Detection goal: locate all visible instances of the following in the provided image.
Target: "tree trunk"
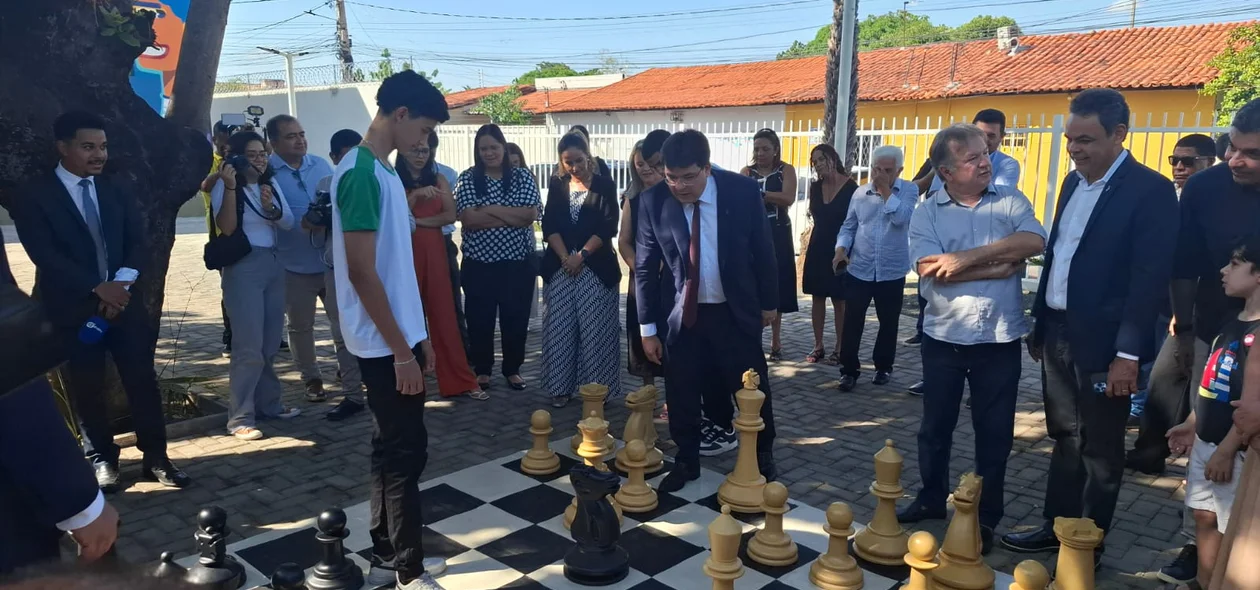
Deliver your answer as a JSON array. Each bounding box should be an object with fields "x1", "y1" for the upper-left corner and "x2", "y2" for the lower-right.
[
  {"x1": 844, "y1": 0, "x2": 860, "y2": 171},
  {"x1": 0, "y1": 0, "x2": 211, "y2": 430},
  {"x1": 166, "y1": 0, "x2": 233, "y2": 135},
  {"x1": 822, "y1": 1, "x2": 842, "y2": 147}
]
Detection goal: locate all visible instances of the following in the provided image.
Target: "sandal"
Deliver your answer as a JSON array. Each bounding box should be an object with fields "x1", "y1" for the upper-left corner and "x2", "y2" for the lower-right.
[
  {"x1": 768, "y1": 348, "x2": 783, "y2": 361},
  {"x1": 825, "y1": 351, "x2": 841, "y2": 366},
  {"x1": 805, "y1": 349, "x2": 825, "y2": 363},
  {"x1": 467, "y1": 389, "x2": 490, "y2": 401}
]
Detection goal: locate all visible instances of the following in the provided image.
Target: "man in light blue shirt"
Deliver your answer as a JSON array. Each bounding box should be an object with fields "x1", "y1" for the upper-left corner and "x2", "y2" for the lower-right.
[
  {"x1": 897, "y1": 124, "x2": 1046, "y2": 553},
  {"x1": 267, "y1": 115, "x2": 353, "y2": 403},
  {"x1": 922, "y1": 109, "x2": 1022, "y2": 193},
  {"x1": 832, "y1": 145, "x2": 917, "y2": 391},
  {"x1": 430, "y1": 131, "x2": 469, "y2": 355}
]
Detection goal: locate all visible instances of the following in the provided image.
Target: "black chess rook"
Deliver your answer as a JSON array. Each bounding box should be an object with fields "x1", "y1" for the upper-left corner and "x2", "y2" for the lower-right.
[
  {"x1": 564, "y1": 464, "x2": 630, "y2": 586},
  {"x1": 305, "y1": 509, "x2": 365, "y2": 590}
]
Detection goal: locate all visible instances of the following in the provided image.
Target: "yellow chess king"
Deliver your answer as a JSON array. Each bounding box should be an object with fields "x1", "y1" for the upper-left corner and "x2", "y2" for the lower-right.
[
  {"x1": 521, "y1": 410, "x2": 560, "y2": 476},
  {"x1": 564, "y1": 412, "x2": 623, "y2": 529},
  {"x1": 933, "y1": 473, "x2": 994, "y2": 590},
  {"x1": 1050, "y1": 518, "x2": 1103, "y2": 590},
  {"x1": 852, "y1": 440, "x2": 910, "y2": 566},
  {"x1": 616, "y1": 386, "x2": 663, "y2": 474},
  {"x1": 717, "y1": 370, "x2": 767, "y2": 513}
]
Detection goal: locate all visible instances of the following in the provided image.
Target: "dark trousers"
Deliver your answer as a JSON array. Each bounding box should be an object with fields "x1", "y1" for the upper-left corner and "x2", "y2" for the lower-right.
[
  {"x1": 840, "y1": 276, "x2": 906, "y2": 377},
  {"x1": 1041, "y1": 313, "x2": 1131, "y2": 532},
  {"x1": 664, "y1": 303, "x2": 775, "y2": 465},
  {"x1": 916, "y1": 336, "x2": 1022, "y2": 528},
  {"x1": 63, "y1": 303, "x2": 167, "y2": 466},
  {"x1": 1131, "y1": 327, "x2": 1192, "y2": 462},
  {"x1": 462, "y1": 258, "x2": 533, "y2": 377},
  {"x1": 916, "y1": 292, "x2": 926, "y2": 336},
  {"x1": 358, "y1": 343, "x2": 430, "y2": 580},
  {"x1": 444, "y1": 234, "x2": 470, "y2": 357}
]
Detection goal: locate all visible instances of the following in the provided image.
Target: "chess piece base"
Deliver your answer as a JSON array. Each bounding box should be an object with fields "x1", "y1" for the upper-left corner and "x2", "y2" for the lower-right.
[
  {"x1": 933, "y1": 563, "x2": 996, "y2": 590},
  {"x1": 717, "y1": 478, "x2": 767, "y2": 514},
  {"x1": 183, "y1": 555, "x2": 246, "y2": 590},
  {"x1": 809, "y1": 555, "x2": 865, "y2": 590},
  {"x1": 563, "y1": 545, "x2": 630, "y2": 586},
  {"x1": 614, "y1": 488, "x2": 658, "y2": 513},
  {"x1": 852, "y1": 528, "x2": 910, "y2": 566},
  {"x1": 747, "y1": 534, "x2": 799, "y2": 567},
  {"x1": 306, "y1": 559, "x2": 365, "y2": 590},
  {"x1": 521, "y1": 452, "x2": 560, "y2": 476}
]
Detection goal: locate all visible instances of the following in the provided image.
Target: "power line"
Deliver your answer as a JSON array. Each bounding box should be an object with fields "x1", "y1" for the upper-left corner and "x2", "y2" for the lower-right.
[{"x1": 344, "y1": 0, "x2": 825, "y2": 22}]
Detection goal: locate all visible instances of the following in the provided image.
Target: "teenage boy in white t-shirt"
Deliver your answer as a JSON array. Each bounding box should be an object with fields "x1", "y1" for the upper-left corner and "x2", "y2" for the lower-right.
[{"x1": 329, "y1": 70, "x2": 449, "y2": 590}]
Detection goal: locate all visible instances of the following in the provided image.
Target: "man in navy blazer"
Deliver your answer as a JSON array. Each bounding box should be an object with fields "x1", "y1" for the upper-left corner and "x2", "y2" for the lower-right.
[
  {"x1": 635, "y1": 129, "x2": 779, "y2": 493},
  {"x1": 0, "y1": 229, "x2": 119, "y2": 576},
  {"x1": 11, "y1": 111, "x2": 190, "y2": 494},
  {"x1": 1001, "y1": 90, "x2": 1179, "y2": 559}
]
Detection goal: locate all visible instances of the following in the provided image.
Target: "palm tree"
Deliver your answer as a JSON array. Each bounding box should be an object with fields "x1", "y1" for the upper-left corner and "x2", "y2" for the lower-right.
[{"x1": 822, "y1": 0, "x2": 860, "y2": 169}]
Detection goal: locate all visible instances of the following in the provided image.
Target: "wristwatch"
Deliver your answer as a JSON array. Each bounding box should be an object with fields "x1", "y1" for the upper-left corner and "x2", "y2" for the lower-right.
[{"x1": 579, "y1": 249, "x2": 591, "y2": 260}]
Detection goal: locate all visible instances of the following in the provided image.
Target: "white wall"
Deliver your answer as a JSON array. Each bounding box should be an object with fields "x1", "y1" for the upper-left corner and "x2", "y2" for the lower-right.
[
  {"x1": 211, "y1": 84, "x2": 378, "y2": 158},
  {"x1": 547, "y1": 105, "x2": 788, "y2": 131}
]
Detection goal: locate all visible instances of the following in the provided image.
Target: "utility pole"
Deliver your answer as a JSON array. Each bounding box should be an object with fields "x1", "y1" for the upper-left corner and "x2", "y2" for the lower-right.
[
  {"x1": 832, "y1": 0, "x2": 859, "y2": 163},
  {"x1": 334, "y1": 0, "x2": 356, "y2": 82},
  {"x1": 258, "y1": 47, "x2": 310, "y2": 117},
  {"x1": 1129, "y1": 0, "x2": 1137, "y2": 27}
]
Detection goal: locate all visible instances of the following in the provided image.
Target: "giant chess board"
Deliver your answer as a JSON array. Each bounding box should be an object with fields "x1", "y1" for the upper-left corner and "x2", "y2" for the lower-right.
[{"x1": 192, "y1": 438, "x2": 1019, "y2": 589}]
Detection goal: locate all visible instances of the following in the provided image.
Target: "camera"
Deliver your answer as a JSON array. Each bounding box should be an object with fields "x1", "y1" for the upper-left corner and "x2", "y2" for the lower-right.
[
  {"x1": 226, "y1": 154, "x2": 254, "y2": 175},
  {"x1": 304, "y1": 176, "x2": 333, "y2": 228}
]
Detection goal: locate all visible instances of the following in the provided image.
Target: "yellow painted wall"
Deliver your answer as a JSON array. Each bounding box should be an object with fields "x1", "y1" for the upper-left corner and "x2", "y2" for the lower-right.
[{"x1": 784, "y1": 89, "x2": 1219, "y2": 220}]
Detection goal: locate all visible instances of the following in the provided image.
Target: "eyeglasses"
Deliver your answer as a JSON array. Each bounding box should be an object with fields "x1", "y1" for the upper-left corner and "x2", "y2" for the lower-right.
[
  {"x1": 1169, "y1": 155, "x2": 1211, "y2": 167},
  {"x1": 664, "y1": 171, "x2": 704, "y2": 187}
]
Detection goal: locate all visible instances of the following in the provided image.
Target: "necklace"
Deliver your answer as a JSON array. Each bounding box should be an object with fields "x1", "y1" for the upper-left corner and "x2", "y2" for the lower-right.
[{"x1": 360, "y1": 139, "x2": 394, "y2": 173}]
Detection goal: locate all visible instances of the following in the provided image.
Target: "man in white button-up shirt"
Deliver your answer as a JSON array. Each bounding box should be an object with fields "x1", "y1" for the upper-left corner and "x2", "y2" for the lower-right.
[{"x1": 1003, "y1": 89, "x2": 1178, "y2": 560}]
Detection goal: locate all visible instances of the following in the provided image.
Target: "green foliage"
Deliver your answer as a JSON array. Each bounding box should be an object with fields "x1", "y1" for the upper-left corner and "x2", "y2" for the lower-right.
[
  {"x1": 214, "y1": 78, "x2": 251, "y2": 93},
  {"x1": 476, "y1": 87, "x2": 531, "y2": 125},
  {"x1": 1203, "y1": 23, "x2": 1260, "y2": 126},
  {"x1": 514, "y1": 62, "x2": 581, "y2": 86},
  {"x1": 354, "y1": 49, "x2": 447, "y2": 93},
  {"x1": 98, "y1": 5, "x2": 155, "y2": 48},
  {"x1": 777, "y1": 12, "x2": 1017, "y2": 59}
]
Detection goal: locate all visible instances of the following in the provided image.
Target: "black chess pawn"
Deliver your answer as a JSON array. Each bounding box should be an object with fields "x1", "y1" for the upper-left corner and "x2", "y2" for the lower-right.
[
  {"x1": 183, "y1": 506, "x2": 246, "y2": 590},
  {"x1": 270, "y1": 563, "x2": 307, "y2": 590},
  {"x1": 151, "y1": 552, "x2": 188, "y2": 581},
  {"x1": 305, "y1": 509, "x2": 364, "y2": 590},
  {"x1": 564, "y1": 465, "x2": 630, "y2": 585}
]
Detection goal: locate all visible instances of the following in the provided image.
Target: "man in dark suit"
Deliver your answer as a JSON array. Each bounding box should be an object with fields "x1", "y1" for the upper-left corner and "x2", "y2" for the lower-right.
[
  {"x1": 635, "y1": 129, "x2": 779, "y2": 493},
  {"x1": 11, "y1": 111, "x2": 189, "y2": 493},
  {"x1": 0, "y1": 228, "x2": 119, "y2": 576},
  {"x1": 1001, "y1": 89, "x2": 1179, "y2": 560}
]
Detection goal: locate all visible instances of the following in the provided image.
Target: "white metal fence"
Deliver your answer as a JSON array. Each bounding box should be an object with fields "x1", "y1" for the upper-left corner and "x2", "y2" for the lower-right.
[{"x1": 438, "y1": 113, "x2": 1226, "y2": 254}]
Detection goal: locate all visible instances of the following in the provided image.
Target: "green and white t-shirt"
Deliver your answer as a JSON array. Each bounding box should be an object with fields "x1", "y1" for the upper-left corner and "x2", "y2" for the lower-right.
[{"x1": 330, "y1": 146, "x2": 427, "y2": 358}]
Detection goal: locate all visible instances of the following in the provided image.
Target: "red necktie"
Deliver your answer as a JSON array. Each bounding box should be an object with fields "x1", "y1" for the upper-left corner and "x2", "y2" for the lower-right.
[{"x1": 682, "y1": 202, "x2": 700, "y2": 328}]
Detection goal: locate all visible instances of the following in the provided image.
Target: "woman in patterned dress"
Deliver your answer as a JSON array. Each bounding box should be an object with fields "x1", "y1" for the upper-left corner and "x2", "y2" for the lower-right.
[
  {"x1": 455, "y1": 124, "x2": 543, "y2": 392},
  {"x1": 539, "y1": 133, "x2": 622, "y2": 408},
  {"x1": 741, "y1": 128, "x2": 799, "y2": 361}
]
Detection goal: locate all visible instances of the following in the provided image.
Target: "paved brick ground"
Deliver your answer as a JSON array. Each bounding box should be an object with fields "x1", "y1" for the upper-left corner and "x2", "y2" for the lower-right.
[{"x1": 5, "y1": 230, "x2": 1187, "y2": 588}]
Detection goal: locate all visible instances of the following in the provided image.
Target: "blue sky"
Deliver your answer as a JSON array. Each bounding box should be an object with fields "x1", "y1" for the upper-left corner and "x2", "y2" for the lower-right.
[{"x1": 218, "y1": 0, "x2": 1256, "y2": 91}]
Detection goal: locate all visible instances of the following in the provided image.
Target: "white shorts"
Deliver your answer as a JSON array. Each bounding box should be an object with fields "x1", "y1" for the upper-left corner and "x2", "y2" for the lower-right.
[{"x1": 1186, "y1": 435, "x2": 1246, "y2": 533}]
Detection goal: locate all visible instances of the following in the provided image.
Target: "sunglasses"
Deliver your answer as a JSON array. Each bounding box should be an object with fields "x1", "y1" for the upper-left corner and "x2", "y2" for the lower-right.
[{"x1": 1169, "y1": 155, "x2": 1210, "y2": 167}]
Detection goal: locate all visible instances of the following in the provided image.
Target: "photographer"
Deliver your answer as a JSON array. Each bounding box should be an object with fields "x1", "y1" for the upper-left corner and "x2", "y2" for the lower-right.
[
  {"x1": 267, "y1": 115, "x2": 353, "y2": 406},
  {"x1": 210, "y1": 131, "x2": 300, "y2": 441}
]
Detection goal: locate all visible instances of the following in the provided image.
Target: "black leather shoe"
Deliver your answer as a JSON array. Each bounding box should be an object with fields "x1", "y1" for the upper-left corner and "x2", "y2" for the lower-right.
[
  {"x1": 95, "y1": 462, "x2": 121, "y2": 494},
  {"x1": 1000, "y1": 524, "x2": 1059, "y2": 554},
  {"x1": 873, "y1": 371, "x2": 892, "y2": 385},
  {"x1": 838, "y1": 375, "x2": 857, "y2": 392},
  {"x1": 325, "y1": 399, "x2": 365, "y2": 422},
  {"x1": 758, "y1": 452, "x2": 777, "y2": 482},
  {"x1": 1125, "y1": 450, "x2": 1166, "y2": 475},
  {"x1": 143, "y1": 458, "x2": 191, "y2": 488},
  {"x1": 981, "y1": 525, "x2": 994, "y2": 556},
  {"x1": 659, "y1": 461, "x2": 700, "y2": 493},
  {"x1": 907, "y1": 381, "x2": 925, "y2": 396},
  {"x1": 896, "y1": 499, "x2": 946, "y2": 524}
]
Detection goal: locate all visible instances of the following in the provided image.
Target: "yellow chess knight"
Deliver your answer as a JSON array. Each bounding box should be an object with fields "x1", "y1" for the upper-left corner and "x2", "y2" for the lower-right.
[{"x1": 933, "y1": 473, "x2": 994, "y2": 590}]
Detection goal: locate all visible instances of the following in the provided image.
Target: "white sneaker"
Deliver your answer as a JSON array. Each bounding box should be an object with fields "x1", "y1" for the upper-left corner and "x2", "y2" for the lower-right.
[
  {"x1": 397, "y1": 572, "x2": 445, "y2": 590},
  {"x1": 366, "y1": 558, "x2": 445, "y2": 587},
  {"x1": 274, "y1": 406, "x2": 302, "y2": 419},
  {"x1": 231, "y1": 427, "x2": 264, "y2": 441},
  {"x1": 422, "y1": 557, "x2": 447, "y2": 576}
]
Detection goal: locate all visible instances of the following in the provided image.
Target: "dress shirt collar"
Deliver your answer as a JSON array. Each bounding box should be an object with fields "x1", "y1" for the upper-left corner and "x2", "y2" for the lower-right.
[
  {"x1": 1073, "y1": 149, "x2": 1128, "y2": 188},
  {"x1": 269, "y1": 152, "x2": 311, "y2": 172},
  {"x1": 692, "y1": 173, "x2": 718, "y2": 207},
  {"x1": 55, "y1": 162, "x2": 93, "y2": 188},
  {"x1": 933, "y1": 182, "x2": 998, "y2": 205}
]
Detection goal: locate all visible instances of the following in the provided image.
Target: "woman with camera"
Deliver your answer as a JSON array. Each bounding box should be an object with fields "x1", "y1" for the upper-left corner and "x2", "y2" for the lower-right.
[
  {"x1": 210, "y1": 131, "x2": 300, "y2": 441},
  {"x1": 399, "y1": 135, "x2": 485, "y2": 400}
]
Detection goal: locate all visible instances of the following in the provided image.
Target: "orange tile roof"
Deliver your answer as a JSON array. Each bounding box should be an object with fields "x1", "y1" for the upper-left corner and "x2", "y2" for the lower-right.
[
  {"x1": 517, "y1": 88, "x2": 598, "y2": 113},
  {"x1": 548, "y1": 22, "x2": 1250, "y2": 112},
  {"x1": 445, "y1": 84, "x2": 534, "y2": 109}
]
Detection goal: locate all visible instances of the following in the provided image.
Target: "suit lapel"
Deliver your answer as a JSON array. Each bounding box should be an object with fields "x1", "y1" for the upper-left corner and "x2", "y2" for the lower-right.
[
  {"x1": 660, "y1": 194, "x2": 689, "y2": 274},
  {"x1": 713, "y1": 174, "x2": 731, "y2": 273},
  {"x1": 1079, "y1": 157, "x2": 1131, "y2": 241},
  {"x1": 50, "y1": 173, "x2": 92, "y2": 237}
]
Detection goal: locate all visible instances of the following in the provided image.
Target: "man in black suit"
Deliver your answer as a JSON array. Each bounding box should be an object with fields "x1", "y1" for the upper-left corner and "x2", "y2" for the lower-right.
[
  {"x1": 0, "y1": 229, "x2": 119, "y2": 576},
  {"x1": 635, "y1": 129, "x2": 779, "y2": 493},
  {"x1": 11, "y1": 111, "x2": 189, "y2": 493},
  {"x1": 1001, "y1": 89, "x2": 1178, "y2": 560}
]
